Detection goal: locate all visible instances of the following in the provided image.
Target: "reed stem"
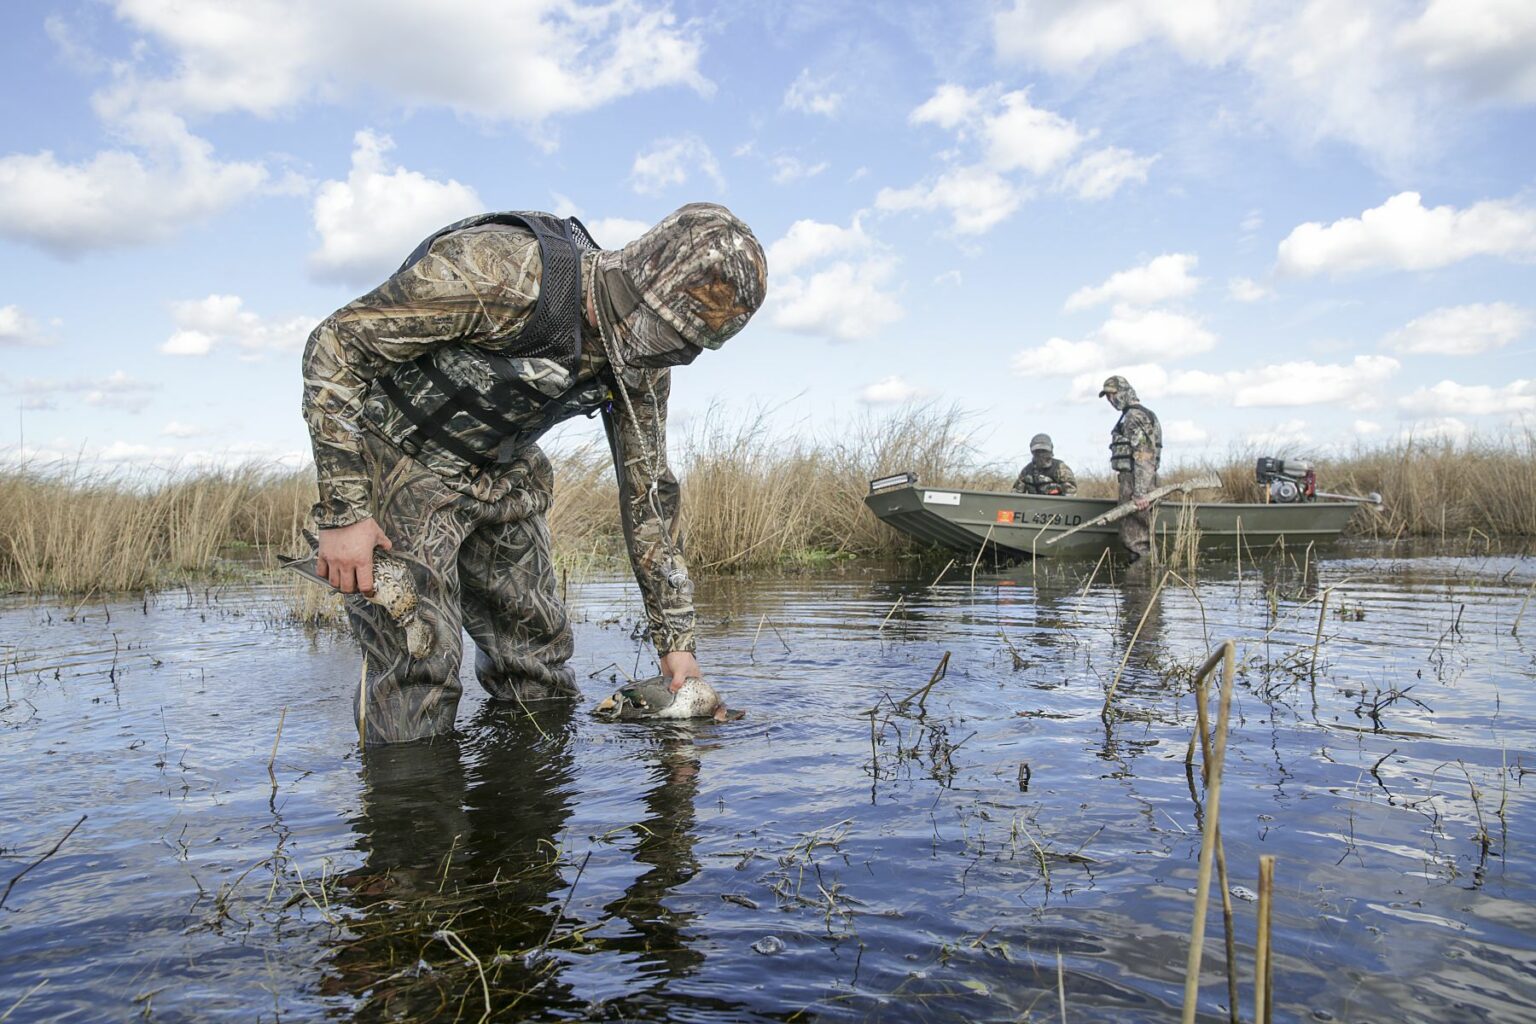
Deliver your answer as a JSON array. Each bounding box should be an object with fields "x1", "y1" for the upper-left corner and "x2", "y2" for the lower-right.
[
  {"x1": 1182, "y1": 640, "x2": 1237, "y2": 1024},
  {"x1": 1255, "y1": 855, "x2": 1276, "y2": 1024}
]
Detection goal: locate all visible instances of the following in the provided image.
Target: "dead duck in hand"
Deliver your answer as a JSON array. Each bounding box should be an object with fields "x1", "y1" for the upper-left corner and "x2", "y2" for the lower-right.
[
  {"x1": 367, "y1": 556, "x2": 434, "y2": 660},
  {"x1": 286, "y1": 540, "x2": 434, "y2": 660},
  {"x1": 596, "y1": 675, "x2": 738, "y2": 722}
]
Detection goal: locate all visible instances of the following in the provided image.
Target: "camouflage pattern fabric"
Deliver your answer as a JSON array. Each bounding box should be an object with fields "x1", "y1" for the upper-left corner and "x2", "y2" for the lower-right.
[
  {"x1": 1109, "y1": 404, "x2": 1162, "y2": 559},
  {"x1": 303, "y1": 220, "x2": 703, "y2": 744},
  {"x1": 1012, "y1": 457, "x2": 1078, "y2": 496},
  {"x1": 619, "y1": 203, "x2": 767, "y2": 351},
  {"x1": 341, "y1": 429, "x2": 576, "y2": 746}
]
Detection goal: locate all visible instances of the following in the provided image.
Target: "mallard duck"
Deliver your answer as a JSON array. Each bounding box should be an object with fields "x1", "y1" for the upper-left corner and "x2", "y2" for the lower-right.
[{"x1": 595, "y1": 675, "x2": 736, "y2": 722}]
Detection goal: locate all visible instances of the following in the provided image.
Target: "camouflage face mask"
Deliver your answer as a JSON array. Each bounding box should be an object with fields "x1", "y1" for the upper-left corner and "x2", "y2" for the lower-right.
[{"x1": 590, "y1": 251, "x2": 701, "y2": 369}]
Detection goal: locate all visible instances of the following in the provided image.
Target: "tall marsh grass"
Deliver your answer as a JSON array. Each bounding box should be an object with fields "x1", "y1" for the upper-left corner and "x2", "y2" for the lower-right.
[{"x1": 2, "y1": 422, "x2": 1533, "y2": 594}]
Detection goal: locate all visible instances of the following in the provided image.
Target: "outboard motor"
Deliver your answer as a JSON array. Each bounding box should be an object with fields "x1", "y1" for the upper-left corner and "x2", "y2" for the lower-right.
[{"x1": 1255, "y1": 456, "x2": 1316, "y2": 503}]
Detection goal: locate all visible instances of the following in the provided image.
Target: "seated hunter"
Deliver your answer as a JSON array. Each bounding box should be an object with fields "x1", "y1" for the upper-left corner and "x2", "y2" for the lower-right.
[{"x1": 1012, "y1": 433, "x2": 1077, "y2": 496}]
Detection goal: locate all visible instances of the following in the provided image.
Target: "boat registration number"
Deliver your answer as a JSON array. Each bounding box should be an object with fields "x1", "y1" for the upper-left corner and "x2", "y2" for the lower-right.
[{"x1": 1030, "y1": 512, "x2": 1083, "y2": 526}]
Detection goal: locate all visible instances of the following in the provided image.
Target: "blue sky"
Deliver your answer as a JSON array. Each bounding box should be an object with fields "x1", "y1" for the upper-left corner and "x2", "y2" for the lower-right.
[{"x1": 2, "y1": 0, "x2": 1533, "y2": 477}]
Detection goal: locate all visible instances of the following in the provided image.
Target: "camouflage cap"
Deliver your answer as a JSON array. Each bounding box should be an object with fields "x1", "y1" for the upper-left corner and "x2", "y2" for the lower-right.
[
  {"x1": 620, "y1": 203, "x2": 768, "y2": 350},
  {"x1": 1029, "y1": 432, "x2": 1054, "y2": 453},
  {"x1": 1098, "y1": 375, "x2": 1130, "y2": 397}
]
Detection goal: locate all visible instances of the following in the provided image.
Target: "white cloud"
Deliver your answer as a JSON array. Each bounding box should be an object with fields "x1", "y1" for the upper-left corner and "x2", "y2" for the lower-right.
[
  {"x1": 993, "y1": 1, "x2": 1536, "y2": 166},
  {"x1": 161, "y1": 330, "x2": 214, "y2": 356},
  {"x1": 1065, "y1": 253, "x2": 1200, "y2": 311},
  {"x1": 1382, "y1": 302, "x2": 1531, "y2": 355},
  {"x1": 860, "y1": 376, "x2": 929, "y2": 404},
  {"x1": 0, "y1": 110, "x2": 269, "y2": 257},
  {"x1": 1162, "y1": 354, "x2": 1401, "y2": 408},
  {"x1": 772, "y1": 257, "x2": 903, "y2": 341},
  {"x1": 994, "y1": 0, "x2": 1243, "y2": 72},
  {"x1": 934, "y1": 269, "x2": 963, "y2": 287},
  {"x1": 1353, "y1": 419, "x2": 1382, "y2": 435},
  {"x1": 1244, "y1": 418, "x2": 1311, "y2": 450},
  {"x1": 770, "y1": 155, "x2": 829, "y2": 185},
  {"x1": 0, "y1": 305, "x2": 49, "y2": 346},
  {"x1": 1059, "y1": 146, "x2": 1156, "y2": 200},
  {"x1": 1399, "y1": 379, "x2": 1536, "y2": 417},
  {"x1": 1228, "y1": 277, "x2": 1273, "y2": 302},
  {"x1": 890, "y1": 84, "x2": 1151, "y2": 233},
  {"x1": 982, "y1": 91, "x2": 1085, "y2": 175},
  {"x1": 1396, "y1": 0, "x2": 1536, "y2": 105},
  {"x1": 630, "y1": 135, "x2": 724, "y2": 195},
  {"x1": 162, "y1": 420, "x2": 211, "y2": 438},
  {"x1": 1015, "y1": 306, "x2": 1215, "y2": 383},
  {"x1": 768, "y1": 218, "x2": 874, "y2": 275},
  {"x1": 1164, "y1": 419, "x2": 1209, "y2": 444},
  {"x1": 784, "y1": 69, "x2": 841, "y2": 117},
  {"x1": 17, "y1": 370, "x2": 159, "y2": 414},
  {"x1": 309, "y1": 130, "x2": 482, "y2": 285},
  {"x1": 1067, "y1": 362, "x2": 1168, "y2": 401},
  {"x1": 99, "y1": 0, "x2": 709, "y2": 123},
  {"x1": 1097, "y1": 307, "x2": 1216, "y2": 358},
  {"x1": 765, "y1": 219, "x2": 902, "y2": 341},
  {"x1": 910, "y1": 83, "x2": 985, "y2": 130},
  {"x1": 587, "y1": 217, "x2": 650, "y2": 248},
  {"x1": 766, "y1": 218, "x2": 903, "y2": 341},
  {"x1": 162, "y1": 294, "x2": 316, "y2": 357},
  {"x1": 875, "y1": 166, "x2": 1024, "y2": 235},
  {"x1": 1010, "y1": 338, "x2": 1107, "y2": 377},
  {"x1": 1277, "y1": 192, "x2": 1536, "y2": 276},
  {"x1": 551, "y1": 195, "x2": 648, "y2": 248}
]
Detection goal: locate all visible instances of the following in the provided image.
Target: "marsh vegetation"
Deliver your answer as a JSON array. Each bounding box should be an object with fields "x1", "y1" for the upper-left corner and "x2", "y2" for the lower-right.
[{"x1": 2, "y1": 410, "x2": 1533, "y2": 594}]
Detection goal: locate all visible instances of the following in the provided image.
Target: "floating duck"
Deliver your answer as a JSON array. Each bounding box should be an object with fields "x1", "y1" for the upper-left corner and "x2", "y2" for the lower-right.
[{"x1": 595, "y1": 675, "x2": 739, "y2": 722}]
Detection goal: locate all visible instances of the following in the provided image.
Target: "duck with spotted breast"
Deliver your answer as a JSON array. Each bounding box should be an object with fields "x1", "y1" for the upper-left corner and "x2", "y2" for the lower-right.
[{"x1": 595, "y1": 675, "x2": 740, "y2": 722}]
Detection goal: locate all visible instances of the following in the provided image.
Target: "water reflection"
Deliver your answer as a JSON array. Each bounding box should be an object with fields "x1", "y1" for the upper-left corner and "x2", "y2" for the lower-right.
[
  {"x1": 325, "y1": 701, "x2": 730, "y2": 1020},
  {"x1": 327, "y1": 701, "x2": 582, "y2": 1016}
]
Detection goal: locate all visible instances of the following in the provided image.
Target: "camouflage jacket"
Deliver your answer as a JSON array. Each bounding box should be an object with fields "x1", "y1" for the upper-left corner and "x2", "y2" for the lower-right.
[
  {"x1": 1110, "y1": 403, "x2": 1162, "y2": 496},
  {"x1": 1012, "y1": 458, "x2": 1077, "y2": 495},
  {"x1": 301, "y1": 223, "x2": 696, "y2": 654}
]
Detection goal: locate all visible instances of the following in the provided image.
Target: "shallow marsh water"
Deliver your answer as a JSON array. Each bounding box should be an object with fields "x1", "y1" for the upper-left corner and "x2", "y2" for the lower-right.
[{"x1": 2, "y1": 547, "x2": 1534, "y2": 1022}]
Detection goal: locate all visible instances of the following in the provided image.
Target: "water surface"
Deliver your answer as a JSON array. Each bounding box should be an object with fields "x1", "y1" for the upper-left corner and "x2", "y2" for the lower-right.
[{"x1": 2, "y1": 549, "x2": 1533, "y2": 1022}]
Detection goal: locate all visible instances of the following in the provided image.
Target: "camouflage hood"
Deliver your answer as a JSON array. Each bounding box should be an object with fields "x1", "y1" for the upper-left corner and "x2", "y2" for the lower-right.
[
  {"x1": 591, "y1": 203, "x2": 767, "y2": 369},
  {"x1": 1099, "y1": 374, "x2": 1140, "y2": 411}
]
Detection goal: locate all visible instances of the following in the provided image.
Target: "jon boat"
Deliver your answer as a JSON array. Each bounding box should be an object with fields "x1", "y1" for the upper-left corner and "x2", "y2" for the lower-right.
[{"x1": 864, "y1": 472, "x2": 1367, "y2": 559}]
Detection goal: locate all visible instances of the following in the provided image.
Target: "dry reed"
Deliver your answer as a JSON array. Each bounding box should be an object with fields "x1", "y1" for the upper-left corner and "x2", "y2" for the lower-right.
[{"x1": 3, "y1": 419, "x2": 1532, "y2": 594}]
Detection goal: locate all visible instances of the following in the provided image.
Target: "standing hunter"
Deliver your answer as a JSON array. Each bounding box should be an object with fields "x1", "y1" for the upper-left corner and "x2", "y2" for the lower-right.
[
  {"x1": 302, "y1": 204, "x2": 767, "y2": 745},
  {"x1": 1011, "y1": 433, "x2": 1077, "y2": 496},
  {"x1": 1098, "y1": 375, "x2": 1162, "y2": 562}
]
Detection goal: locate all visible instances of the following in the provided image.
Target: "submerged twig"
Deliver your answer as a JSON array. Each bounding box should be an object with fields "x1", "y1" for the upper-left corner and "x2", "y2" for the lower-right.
[
  {"x1": 268, "y1": 706, "x2": 287, "y2": 799},
  {"x1": 897, "y1": 652, "x2": 951, "y2": 715},
  {"x1": 1, "y1": 814, "x2": 87, "y2": 909}
]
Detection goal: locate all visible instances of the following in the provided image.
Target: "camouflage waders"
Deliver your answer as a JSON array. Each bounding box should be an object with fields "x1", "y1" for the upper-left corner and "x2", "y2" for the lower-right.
[
  {"x1": 346, "y1": 430, "x2": 575, "y2": 746},
  {"x1": 1117, "y1": 473, "x2": 1156, "y2": 561}
]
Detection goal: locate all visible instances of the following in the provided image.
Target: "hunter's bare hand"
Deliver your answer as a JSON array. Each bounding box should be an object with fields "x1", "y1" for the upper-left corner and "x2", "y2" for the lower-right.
[
  {"x1": 1134, "y1": 497, "x2": 1151, "y2": 512},
  {"x1": 659, "y1": 650, "x2": 702, "y2": 693},
  {"x1": 316, "y1": 518, "x2": 392, "y2": 595}
]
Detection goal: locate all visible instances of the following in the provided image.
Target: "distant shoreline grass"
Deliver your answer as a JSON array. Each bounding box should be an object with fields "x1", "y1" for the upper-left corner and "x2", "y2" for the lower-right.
[{"x1": 3, "y1": 412, "x2": 1533, "y2": 594}]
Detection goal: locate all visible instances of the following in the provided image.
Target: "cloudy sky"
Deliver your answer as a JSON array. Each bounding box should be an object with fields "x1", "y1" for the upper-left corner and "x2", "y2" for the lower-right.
[{"x1": 2, "y1": 0, "x2": 1534, "y2": 475}]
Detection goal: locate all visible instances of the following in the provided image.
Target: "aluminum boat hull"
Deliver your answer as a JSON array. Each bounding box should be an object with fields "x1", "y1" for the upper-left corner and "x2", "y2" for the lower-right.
[{"x1": 864, "y1": 484, "x2": 1361, "y2": 559}]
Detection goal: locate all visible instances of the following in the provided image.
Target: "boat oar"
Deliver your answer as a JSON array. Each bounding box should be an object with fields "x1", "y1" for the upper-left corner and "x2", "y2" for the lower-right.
[
  {"x1": 1043, "y1": 474, "x2": 1222, "y2": 547},
  {"x1": 1315, "y1": 489, "x2": 1385, "y2": 512}
]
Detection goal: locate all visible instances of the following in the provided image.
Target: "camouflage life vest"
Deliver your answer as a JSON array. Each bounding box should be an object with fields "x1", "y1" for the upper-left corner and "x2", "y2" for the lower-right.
[
  {"x1": 1110, "y1": 405, "x2": 1162, "y2": 473},
  {"x1": 361, "y1": 212, "x2": 606, "y2": 476},
  {"x1": 1017, "y1": 459, "x2": 1071, "y2": 495}
]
